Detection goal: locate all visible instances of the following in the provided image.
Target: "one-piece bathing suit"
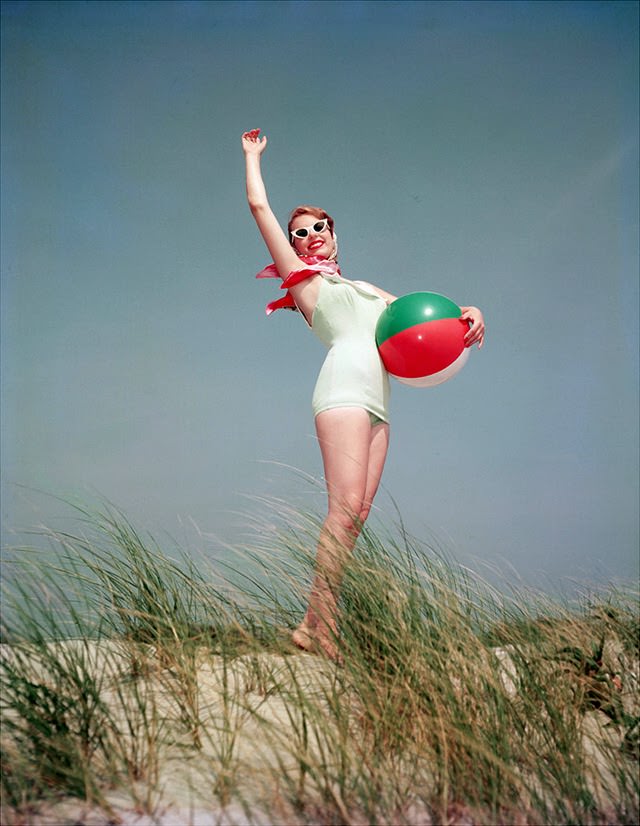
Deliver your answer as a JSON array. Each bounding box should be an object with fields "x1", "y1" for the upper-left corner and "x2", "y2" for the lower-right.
[
  {"x1": 257, "y1": 260, "x2": 391, "y2": 424},
  {"x1": 304, "y1": 274, "x2": 390, "y2": 425}
]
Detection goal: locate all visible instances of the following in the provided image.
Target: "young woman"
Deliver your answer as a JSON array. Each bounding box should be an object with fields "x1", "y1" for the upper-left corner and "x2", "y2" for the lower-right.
[{"x1": 242, "y1": 128, "x2": 485, "y2": 661}]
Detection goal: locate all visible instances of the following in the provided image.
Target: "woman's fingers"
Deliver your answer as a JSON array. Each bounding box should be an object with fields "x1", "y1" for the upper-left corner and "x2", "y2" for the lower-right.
[
  {"x1": 466, "y1": 325, "x2": 484, "y2": 348},
  {"x1": 466, "y1": 329, "x2": 484, "y2": 349},
  {"x1": 242, "y1": 129, "x2": 267, "y2": 154},
  {"x1": 460, "y1": 307, "x2": 485, "y2": 349}
]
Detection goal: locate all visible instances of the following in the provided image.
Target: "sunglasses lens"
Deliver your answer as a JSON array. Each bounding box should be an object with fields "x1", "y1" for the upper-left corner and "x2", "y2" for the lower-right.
[
  {"x1": 314, "y1": 221, "x2": 326, "y2": 232},
  {"x1": 294, "y1": 228, "x2": 308, "y2": 238}
]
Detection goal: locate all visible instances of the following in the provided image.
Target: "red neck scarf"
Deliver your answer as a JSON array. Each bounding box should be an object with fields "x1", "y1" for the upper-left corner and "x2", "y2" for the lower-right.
[{"x1": 256, "y1": 256, "x2": 341, "y2": 315}]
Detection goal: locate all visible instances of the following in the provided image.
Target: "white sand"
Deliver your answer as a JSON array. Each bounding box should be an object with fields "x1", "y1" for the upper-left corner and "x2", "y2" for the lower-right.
[
  {"x1": 1, "y1": 640, "x2": 345, "y2": 825},
  {"x1": 1, "y1": 638, "x2": 636, "y2": 826}
]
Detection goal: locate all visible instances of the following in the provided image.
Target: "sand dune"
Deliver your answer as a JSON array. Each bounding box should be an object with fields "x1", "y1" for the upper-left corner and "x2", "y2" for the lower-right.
[
  {"x1": 2, "y1": 641, "x2": 347, "y2": 825},
  {"x1": 1, "y1": 637, "x2": 636, "y2": 826}
]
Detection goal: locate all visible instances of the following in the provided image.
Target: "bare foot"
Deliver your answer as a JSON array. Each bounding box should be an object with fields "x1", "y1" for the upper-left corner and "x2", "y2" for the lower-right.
[
  {"x1": 291, "y1": 624, "x2": 314, "y2": 652},
  {"x1": 291, "y1": 625, "x2": 342, "y2": 665}
]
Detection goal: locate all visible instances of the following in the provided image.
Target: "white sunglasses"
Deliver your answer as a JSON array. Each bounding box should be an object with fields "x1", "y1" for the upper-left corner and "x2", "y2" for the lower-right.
[{"x1": 290, "y1": 218, "x2": 331, "y2": 239}]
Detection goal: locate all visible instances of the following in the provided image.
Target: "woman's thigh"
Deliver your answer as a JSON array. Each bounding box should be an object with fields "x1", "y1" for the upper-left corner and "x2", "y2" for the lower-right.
[
  {"x1": 315, "y1": 408, "x2": 371, "y2": 511},
  {"x1": 315, "y1": 407, "x2": 388, "y2": 516},
  {"x1": 363, "y1": 421, "x2": 390, "y2": 512}
]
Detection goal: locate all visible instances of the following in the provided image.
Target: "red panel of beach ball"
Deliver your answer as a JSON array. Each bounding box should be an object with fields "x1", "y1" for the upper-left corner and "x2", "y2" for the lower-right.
[
  {"x1": 375, "y1": 292, "x2": 470, "y2": 387},
  {"x1": 378, "y1": 319, "x2": 469, "y2": 386}
]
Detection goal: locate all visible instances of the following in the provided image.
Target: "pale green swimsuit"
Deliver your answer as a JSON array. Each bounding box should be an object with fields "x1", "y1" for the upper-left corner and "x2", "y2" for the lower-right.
[{"x1": 307, "y1": 274, "x2": 390, "y2": 424}]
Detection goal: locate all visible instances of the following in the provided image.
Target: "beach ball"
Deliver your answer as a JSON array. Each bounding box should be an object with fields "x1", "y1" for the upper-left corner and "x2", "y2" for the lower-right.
[{"x1": 375, "y1": 292, "x2": 470, "y2": 387}]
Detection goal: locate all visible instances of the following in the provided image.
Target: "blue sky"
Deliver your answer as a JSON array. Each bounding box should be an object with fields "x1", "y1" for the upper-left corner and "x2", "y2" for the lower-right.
[{"x1": 2, "y1": 0, "x2": 638, "y2": 590}]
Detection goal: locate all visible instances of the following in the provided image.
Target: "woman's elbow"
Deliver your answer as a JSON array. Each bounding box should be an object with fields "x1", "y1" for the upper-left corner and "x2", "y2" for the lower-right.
[{"x1": 248, "y1": 200, "x2": 268, "y2": 215}]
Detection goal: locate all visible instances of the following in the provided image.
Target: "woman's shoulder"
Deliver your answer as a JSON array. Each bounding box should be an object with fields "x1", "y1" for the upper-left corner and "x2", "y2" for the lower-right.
[
  {"x1": 350, "y1": 280, "x2": 396, "y2": 304},
  {"x1": 349, "y1": 279, "x2": 387, "y2": 299},
  {"x1": 350, "y1": 279, "x2": 376, "y2": 292}
]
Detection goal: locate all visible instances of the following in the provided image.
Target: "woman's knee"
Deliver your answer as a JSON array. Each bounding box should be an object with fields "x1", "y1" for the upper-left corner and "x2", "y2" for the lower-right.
[{"x1": 326, "y1": 501, "x2": 362, "y2": 537}]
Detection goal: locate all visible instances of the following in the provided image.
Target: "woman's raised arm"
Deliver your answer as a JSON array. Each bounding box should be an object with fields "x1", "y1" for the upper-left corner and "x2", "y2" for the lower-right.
[{"x1": 242, "y1": 129, "x2": 303, "y2": 279}]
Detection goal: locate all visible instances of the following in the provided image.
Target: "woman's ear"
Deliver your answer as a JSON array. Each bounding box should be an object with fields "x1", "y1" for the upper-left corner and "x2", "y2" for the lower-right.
[{"x1": 329, "y1": 231, "x2": 339, "y2": 260}]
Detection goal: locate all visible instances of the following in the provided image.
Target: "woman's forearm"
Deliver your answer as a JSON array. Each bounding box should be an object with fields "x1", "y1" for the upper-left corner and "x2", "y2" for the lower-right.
[
  {"x1": 245, "y1": 153, "x2": 269, "y2": 212},
  {"x1": 241, "y1": 129, "x2": 303, "y2": 277}
]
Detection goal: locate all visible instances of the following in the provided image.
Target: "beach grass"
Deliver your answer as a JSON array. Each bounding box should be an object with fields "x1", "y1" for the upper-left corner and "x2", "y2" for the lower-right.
[{"x1": 1, "y1": 501, "x2": 638, "y2": 825}]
